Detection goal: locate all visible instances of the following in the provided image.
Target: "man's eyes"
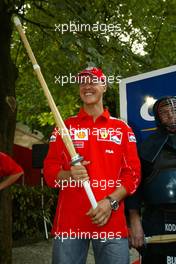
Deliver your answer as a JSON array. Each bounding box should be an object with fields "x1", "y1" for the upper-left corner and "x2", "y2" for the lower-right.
[{"x1": 80, "y1": 82, "x2": 97, "y2": 85}]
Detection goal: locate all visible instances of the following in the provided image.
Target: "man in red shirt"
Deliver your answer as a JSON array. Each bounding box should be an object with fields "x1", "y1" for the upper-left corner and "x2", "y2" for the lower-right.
[
  {"x1": 0, "y1": 152, "x2": 23, "y2": 190},
  {"x1": 44, "y1": 67, "x2": 141, "y2": 264}
]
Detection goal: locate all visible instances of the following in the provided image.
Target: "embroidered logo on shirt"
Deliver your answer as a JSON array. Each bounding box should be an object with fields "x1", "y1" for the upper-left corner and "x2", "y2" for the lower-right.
[
  {"x1": 49, "y1": 127, "x2": 59, "y2": 142},
  {"x1": 49, "y1": 135, "x2": 56, "y2": 142},
  {"x1": 100, "y1": 131, "x2": 109, "y2": 139},
  {"x1": 71, "y1": 129, "x2": 89, "y2": 141},
  {"x1": 97, "y1": 130, "x2": 122, "y2": 144},
  {"x1": 111, "y1": 134, "x2": 122, "y2": 144},
  {"x1": 73, "y1": 141, "x2": 84, "y2": 148},
  {"x1": 105, "y1": 149, "x2": 114, "y2": 154},
  {"x1": 128, "y1": 132, "x2": 136, "y2": 142}
]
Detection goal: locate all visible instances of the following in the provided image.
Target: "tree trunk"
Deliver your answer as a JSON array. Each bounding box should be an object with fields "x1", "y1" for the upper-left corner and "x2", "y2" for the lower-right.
[{"x1": 0, "y1": 2, "x2": 18, "y2": 263}]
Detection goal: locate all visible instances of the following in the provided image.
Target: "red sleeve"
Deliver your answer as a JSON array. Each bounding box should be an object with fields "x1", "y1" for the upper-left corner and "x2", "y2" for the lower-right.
[
  {"x1": 1, "y1": 153, "x2": 23, "y2": 176},
  {"x1": 120, "y1": 124, "x2": 141, "y2": 195},
  {"x1": 43, "y1": 128, "x2": 70, "y2": 188}
]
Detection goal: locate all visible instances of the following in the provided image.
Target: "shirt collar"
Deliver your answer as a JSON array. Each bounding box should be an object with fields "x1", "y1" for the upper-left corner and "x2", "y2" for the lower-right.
[{"x1": 77, "y1": 107, "x2": 110, "y2": 121}]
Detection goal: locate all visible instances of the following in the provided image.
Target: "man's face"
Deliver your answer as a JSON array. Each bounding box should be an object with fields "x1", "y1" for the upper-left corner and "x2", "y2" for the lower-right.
[
  {"x1": 158, "y1": 101, "x2": 176, "y2": 133},
  {"x1": 79, "y1": 75, "x2": 106, "y2": 105}
]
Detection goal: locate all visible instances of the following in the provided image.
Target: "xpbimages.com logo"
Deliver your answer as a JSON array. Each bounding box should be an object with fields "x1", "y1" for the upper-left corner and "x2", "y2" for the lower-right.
[
  {"x1": 54, "y1": 21, "x2": 121, "y2": 35},
  {"x1": 54, "y1": 229, "x2": 122, "y2": 243},
  {"x1": 54, "y1": 73, "x2": 121, "y2": 86},
  {"x1": 54, "y1": 179, "x2": 122, "y2": 190}
]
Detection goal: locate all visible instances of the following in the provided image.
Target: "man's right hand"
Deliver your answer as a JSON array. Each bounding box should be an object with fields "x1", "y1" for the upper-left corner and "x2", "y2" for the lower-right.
[{"x1": 70, "y1": 161, "x2": 90, "y2": 182}]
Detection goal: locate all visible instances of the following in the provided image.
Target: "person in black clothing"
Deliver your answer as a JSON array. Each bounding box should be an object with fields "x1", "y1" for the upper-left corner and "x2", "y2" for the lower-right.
[{"x1": 126, "y1": 96, "x2": 176, "y2": 264}]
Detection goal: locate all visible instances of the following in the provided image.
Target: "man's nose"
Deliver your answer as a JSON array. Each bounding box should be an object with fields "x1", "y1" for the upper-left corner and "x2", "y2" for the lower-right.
[{"x1": 83, "y1": 83, "x2": 92, "y2": 88}]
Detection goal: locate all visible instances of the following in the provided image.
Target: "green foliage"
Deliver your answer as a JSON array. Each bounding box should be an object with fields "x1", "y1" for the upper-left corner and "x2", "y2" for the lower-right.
[
  {"x1": 10, "y1": 0, "x2": 176, "y2": 137},
  {"x1": 11, "y1": 185, "x2": 58, "y2": 240}
]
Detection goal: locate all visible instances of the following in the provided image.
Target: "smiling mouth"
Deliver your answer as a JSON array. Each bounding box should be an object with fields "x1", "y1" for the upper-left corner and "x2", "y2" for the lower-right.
[{"x1": 84, "y1": 92, "x2": 94, "y2": 96}]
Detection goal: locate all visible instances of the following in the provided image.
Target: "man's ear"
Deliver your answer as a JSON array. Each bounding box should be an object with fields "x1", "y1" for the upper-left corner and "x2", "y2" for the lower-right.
[{"x1": 103, "y1": 84, "x2": 107, "y2": 93}]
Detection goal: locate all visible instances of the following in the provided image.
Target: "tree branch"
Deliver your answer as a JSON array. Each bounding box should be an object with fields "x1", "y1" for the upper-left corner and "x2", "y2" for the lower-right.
[
  {"x1": 150, "y1": 16, "x2": 165, "y2": 59},
  {"x1": 13, "y1": 12, "x2": 54, "y2": 29},
  {"x1": 33, "y1": 2, "x2": 55, "y2": 18}
]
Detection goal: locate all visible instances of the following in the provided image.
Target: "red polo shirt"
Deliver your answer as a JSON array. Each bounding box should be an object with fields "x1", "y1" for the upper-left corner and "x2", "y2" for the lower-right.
[
  {"x1": 44, "y1": 108, "x2": 141, "y2": 238},
  {"x1": 0, "y1": 152, "x2": 23, "y2": 177}
]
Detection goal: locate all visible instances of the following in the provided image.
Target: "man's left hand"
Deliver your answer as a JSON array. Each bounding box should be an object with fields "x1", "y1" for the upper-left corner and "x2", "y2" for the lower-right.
[{"x1": 86, "y1": 199, "x2": 112, "y2": 226}]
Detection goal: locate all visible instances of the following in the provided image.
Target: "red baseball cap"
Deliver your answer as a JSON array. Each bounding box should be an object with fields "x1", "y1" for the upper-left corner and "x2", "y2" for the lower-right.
[{"x1": 77, "y1": 67, "x2": 106, "y2": 83}]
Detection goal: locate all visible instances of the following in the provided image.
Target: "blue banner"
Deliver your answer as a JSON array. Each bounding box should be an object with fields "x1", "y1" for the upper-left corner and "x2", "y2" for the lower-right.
[{"x1": 119, "y1": 66, "x2": 176, "y2": 143}]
